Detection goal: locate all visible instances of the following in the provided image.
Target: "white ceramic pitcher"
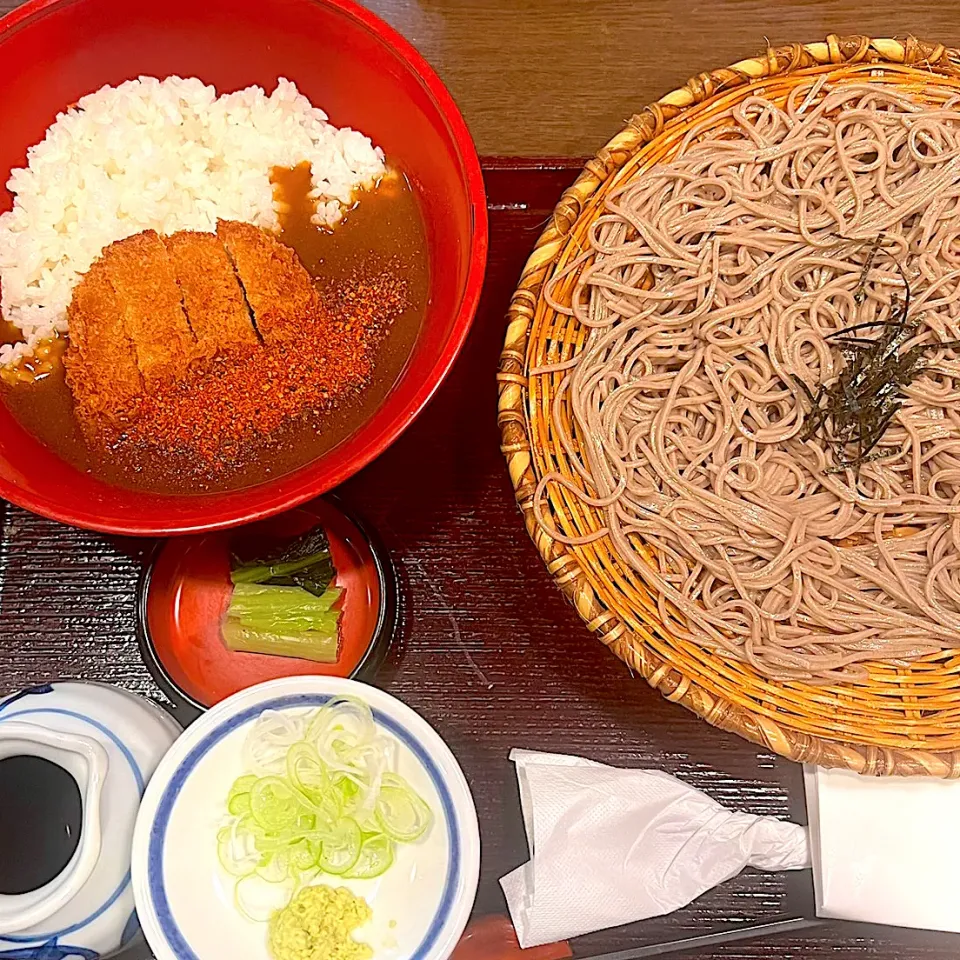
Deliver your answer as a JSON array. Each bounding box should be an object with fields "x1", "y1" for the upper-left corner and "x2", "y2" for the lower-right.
[
  {"x1": 0, "y1": 722, "x2": 108, "y2": 937},
  {"x1": 0, "y1": 682, "x2": 179, "y2": 959}
]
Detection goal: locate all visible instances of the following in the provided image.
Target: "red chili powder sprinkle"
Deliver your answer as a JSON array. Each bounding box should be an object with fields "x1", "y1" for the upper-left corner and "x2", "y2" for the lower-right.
[{"x1": 109, "y1": 269, "x2": 408, "y2": 470}]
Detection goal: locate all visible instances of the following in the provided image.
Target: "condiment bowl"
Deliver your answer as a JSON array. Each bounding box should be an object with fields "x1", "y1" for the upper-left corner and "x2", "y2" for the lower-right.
[
  {"x1": 131, "y1": 676, "x2": 480, "y2": 960},
  {"x1": 138, "y1": 497, "x2": 399, "y2": 720},
  {"x1": 0, "y1": 0, "x2": 487, "y2": 535}
]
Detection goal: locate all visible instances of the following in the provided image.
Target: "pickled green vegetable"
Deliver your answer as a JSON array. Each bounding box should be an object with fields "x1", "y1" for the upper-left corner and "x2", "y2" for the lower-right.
[{"x1": 224, "y1": 525, "x2": 342, "y2": 663}]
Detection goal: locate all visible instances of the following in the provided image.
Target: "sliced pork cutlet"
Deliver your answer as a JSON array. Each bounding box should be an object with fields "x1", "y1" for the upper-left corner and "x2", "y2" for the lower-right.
[
  {"x1": 216, "y1": 220, "x2": 321, "y2": 341},
  {"x1": 98, "y1": 230, "x2": 198, "y2": 385},
  {"x1": 65, "y1": 266, "x2": 144, "y2": 426},
  {"x1": 163, "y1": 231, "x2": 260, "y2": 358}
]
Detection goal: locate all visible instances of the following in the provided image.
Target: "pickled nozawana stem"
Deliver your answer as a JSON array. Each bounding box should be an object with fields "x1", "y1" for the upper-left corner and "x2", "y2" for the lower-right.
[
  {"x1": 223, "y1": 524, "x2": 343, "y2": 663},
  {"x1": 222, "y1": 619, "x2": 339, "y2": 663}
]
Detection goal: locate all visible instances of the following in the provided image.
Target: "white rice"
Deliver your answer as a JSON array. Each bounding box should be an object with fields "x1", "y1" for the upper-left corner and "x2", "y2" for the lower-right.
[{"x1": 0, "y1": 76, "x2": 386, "y2": 364}]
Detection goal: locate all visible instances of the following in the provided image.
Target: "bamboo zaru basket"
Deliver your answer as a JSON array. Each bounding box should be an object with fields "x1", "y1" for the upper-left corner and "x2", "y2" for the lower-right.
[{"x1": 498, "y1": 36, "x2": 960, "y2": 777}]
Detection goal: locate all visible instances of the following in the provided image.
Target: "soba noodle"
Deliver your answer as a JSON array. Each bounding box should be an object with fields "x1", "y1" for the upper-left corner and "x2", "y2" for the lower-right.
[{"x1": 535, "y1": 81, "x2": 960, "y2": 682}]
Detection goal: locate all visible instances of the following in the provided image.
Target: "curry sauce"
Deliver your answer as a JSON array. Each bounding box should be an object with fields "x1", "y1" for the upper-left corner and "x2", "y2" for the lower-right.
[{"x1": 0, "y1": 166, "x2": 429, "y2": 494}]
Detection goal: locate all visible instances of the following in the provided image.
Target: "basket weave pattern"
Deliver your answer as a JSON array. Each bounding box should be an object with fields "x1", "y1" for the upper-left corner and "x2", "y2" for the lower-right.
[{"x1": 498, "y1": 36, "x2": 960, "y2": 777}]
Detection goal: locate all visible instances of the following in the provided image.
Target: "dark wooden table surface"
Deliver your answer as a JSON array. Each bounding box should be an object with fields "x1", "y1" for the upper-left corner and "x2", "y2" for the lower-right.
[
  {"x1": 2, "y1": 0, "x2": 958, "y2": 155},
  {"x1": 1, "y1": 2, "x2": 959, "y2": 958},
  {"x1": 361, "y1": 1, "x2": 960, "y2": 156}
]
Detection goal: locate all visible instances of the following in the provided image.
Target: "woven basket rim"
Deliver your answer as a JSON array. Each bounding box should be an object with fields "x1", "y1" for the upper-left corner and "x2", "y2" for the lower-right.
[{"x1": 497, "y1": 34, "x2": 960, "y2": 777}]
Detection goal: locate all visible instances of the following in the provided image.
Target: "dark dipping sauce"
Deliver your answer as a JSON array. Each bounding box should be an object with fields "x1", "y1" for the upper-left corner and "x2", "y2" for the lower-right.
[
  {"x1": 0, "y1": 754, "x2": 83, "y2": 895},
  {"x1": 0, "y1": 164, "x2": 429, "y2": 493}
]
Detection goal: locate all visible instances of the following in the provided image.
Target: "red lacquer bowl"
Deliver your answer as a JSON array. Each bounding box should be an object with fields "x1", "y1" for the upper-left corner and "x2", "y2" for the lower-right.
[
  {"x1": 138, "y1": 498, "x2": 398, "y2": 717},
  {"x1": 0, "y1": 0, "x2": 487, "y2": 535}
]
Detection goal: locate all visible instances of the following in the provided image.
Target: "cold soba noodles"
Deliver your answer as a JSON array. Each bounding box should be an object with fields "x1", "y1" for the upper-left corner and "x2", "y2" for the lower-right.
[{"x1": 536, "y1": 81, "x2": 960, "y2": 682}]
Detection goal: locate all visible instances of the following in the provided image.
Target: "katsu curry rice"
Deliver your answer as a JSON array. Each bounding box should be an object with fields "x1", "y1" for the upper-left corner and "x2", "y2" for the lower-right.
[{"x1": 0, "y1": 77, "x2": 428, "y2": 493}]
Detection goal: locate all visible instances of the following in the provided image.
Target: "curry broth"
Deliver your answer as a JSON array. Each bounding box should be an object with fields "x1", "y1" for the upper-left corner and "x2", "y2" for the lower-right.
[{"x1": 0, "y1": 167, "x2": 429, "y2": 494}]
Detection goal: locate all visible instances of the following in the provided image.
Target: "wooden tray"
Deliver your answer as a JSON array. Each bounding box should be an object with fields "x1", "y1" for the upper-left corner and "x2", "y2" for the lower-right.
[{"x1": 0, "y1": 160, "x2": 955, "y2": 958}]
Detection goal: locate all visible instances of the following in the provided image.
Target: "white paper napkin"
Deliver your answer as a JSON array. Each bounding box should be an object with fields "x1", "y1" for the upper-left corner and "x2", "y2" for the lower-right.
[
  {"x1": 500, "y1": 749, "x2": 810, "y2": 948},
  {"x1": 804, "y1": 764, "x2": 960, "y2": 932}
]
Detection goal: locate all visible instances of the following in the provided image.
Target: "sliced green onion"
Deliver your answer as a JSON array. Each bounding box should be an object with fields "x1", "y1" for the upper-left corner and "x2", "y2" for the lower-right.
[
  {"x1": 288, "y1": 839, "x2": 318, "y2": 873},
  {"x1": 256, "y1": 848, "x2": 291, "y2": 883},
  {"x1": 316, "y1": 817, "x2": 362, "y2": 875},
  {"x1": 376, "y1": 775, "x2": 433, "y2": 842},
  {"x1": 217, "y1": 699, "x2": 433, "y2": 917},
  {"x1": 250, "y1": 777, "x2": 303, "y2": 832},
  {"x1": 217, "y1": 824, "x2": 259, "y2": 878},
  {"x1": 286, "y1": 743, "x2": 327, "y2": 792},
  {"x1": 234, "y1": 873, "x2": 296, "y2": 924},
  {"x1": 344, "y1": 832, "x2": 395, "y2": 879},
  {"x1": 228, "y1": 774, "x2": 258, "y2": 797}
]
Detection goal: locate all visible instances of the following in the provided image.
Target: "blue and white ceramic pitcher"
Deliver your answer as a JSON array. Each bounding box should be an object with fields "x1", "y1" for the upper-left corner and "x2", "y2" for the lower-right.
[{"x1": 0, "y1": 683, "x2": 179, "y2": 959}]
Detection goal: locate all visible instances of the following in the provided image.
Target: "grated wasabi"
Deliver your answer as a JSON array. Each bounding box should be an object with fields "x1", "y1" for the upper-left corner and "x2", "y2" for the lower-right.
[{"x1": 269, "y1": 885, "x2": 372, "y2": 960}]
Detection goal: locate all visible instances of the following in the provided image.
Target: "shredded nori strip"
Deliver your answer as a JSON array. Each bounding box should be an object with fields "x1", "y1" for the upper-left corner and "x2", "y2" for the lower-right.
[{"x1": 794, "y1": 239, "x2": 960, "y2": 474}]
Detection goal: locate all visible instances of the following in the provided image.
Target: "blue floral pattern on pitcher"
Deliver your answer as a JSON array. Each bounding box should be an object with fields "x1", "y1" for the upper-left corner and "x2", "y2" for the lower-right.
[{"x1": 0, "y1": 937, "x2": 98, "y2": 959}]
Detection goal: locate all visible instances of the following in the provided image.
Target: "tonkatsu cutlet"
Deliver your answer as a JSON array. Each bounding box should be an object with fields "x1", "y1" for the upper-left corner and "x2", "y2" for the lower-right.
[
  {"x1": 217, "y1": 219, "x2": 320, "y2": 341},
  {"x1": 64, "y1": 266, "x2": 143, "y2": 424},
  {"x1": 63, "y1": 221, "x2": 333, "y2": 435},
  {"x1": 163, "y1": 231, "x2": 259, "y2": 357},
  {"x1": 99, "y1": 230, "x2": 198, "y2": 384}
]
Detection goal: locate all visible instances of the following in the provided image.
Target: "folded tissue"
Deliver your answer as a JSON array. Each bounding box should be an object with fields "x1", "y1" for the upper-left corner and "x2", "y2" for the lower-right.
[
  {"x1": 500, "y1": 749, "x2": 810, "y2": 948},
  {"x1": 805, "y1": 763, "x2": 960, "y2": 933}
]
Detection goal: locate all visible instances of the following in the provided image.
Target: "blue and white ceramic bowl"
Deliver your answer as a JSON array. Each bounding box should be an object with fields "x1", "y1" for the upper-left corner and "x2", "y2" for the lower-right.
[{"x1": 131, "y1": 677, "x2": 480, "y2": 960}]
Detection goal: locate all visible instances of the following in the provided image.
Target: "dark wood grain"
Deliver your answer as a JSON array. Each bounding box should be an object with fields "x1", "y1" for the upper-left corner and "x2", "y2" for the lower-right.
[
  {"x1": 0, "y1": 160, "x2": 958, "y2": 959},
  {"x1": 299, "y1": 1, "x2": 958, "y2": 156},
  {"x1": 2, "y1": 0, "x2": 955, "y2": 156}
]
